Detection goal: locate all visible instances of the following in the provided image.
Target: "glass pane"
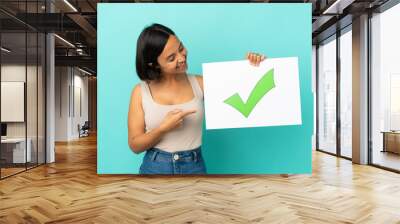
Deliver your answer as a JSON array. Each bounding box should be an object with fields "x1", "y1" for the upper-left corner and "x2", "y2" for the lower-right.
[
  {"x1": 318, "y1": 37, "x2": 337, "y2": 154},
  {"x1": 1, "y1": 1, "x2": 46, "y2": 178},
  {"x1": 38, "y1": 32, "x2": 45, "y2": 165},
  {"x1": 27, "y1": 31, "x2": 38, "y2": 169},
  {"x1": 1, "y1": 31, "x2": 27, "y2": 177},
  {"x1": 340, "y1": 29, "x2": 352, "y2": 158},
  {"x1": 371, "y1": 4, "x2": 400, "y2": 171}
]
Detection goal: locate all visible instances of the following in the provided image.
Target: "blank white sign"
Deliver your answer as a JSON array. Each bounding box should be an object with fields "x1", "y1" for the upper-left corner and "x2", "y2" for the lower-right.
[
  {"x1": 1, "y1": 82, "x2": 25, "y2": 122},
  {"x1": 202, "y1": 57, "x2": 302, "y2": 130}
]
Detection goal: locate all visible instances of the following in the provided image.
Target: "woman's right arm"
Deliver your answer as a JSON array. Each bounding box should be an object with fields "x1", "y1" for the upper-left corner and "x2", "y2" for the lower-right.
[{"x1": 127, "y1": 84, "x2": 165, "y2": 154}]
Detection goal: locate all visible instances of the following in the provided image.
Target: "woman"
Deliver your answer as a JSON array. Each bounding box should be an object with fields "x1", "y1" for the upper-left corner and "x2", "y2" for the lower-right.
[{"x1": 128, "y1": 23, "x2": 265, "y2": 174}]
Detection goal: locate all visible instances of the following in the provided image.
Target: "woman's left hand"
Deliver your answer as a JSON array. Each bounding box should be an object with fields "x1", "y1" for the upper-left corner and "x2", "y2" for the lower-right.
[{"x1": 246, "y1": 52, "x2": 266, "y2": 66}]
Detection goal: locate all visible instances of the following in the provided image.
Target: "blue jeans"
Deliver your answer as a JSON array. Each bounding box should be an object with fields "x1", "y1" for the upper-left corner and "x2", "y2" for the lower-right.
[{"x1": 139, "y1": 147, "x2": 207, "y2": 175}]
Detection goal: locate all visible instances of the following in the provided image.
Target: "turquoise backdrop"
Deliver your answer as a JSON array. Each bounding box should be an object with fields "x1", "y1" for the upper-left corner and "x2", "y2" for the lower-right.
[{"x1": 97, "y1": 3, "x2": 313, "y2": 174}]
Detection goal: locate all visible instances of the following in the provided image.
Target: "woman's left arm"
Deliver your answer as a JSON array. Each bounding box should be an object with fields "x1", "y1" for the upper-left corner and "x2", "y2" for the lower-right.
[{"x1": 195, "y1": 52, "x2": 266, "y2": 93}]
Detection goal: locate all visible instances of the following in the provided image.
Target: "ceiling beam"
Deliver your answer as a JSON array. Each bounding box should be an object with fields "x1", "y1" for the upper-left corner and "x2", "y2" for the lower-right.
[{"x1": 55, "y1": 55, "x2": 96, "y2": 72}]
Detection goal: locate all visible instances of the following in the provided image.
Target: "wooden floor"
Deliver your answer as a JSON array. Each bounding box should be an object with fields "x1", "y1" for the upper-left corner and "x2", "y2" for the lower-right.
[
  {"x1": 0, "y1": 167, "x2": 26, "y2": 178},
  {"x1": 1, "y1": 135, "x2": 400, "y2": 223},
  {"x1": 373, "y1": 150, "x2": 400, "y2": 171}
]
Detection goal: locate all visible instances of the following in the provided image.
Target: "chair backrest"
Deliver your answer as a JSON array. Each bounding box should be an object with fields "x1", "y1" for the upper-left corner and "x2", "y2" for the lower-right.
[{"x1": 82, "y1": 121, "x2": 90, "y2": 129}]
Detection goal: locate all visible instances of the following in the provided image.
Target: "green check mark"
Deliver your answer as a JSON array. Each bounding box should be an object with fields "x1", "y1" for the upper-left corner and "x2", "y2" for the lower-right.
[{"x1": 224, "y1": 69, "x2": 276, "y2": 118}]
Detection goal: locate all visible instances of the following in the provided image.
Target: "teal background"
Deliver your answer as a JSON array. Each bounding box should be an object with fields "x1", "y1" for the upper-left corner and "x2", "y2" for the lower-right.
[{"x1": 97, "y1": 3, "x2": 313, "y2": 174}]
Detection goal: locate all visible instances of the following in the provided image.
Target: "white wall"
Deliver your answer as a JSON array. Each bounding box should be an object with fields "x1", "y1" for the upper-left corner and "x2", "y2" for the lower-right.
[
  {"x1": 55, "y1": 66, "x2": 69, "y2": 141},
  {"x1": 72, "y1": 72, "x2": 89, "y2": 138},
  {"x1": 55, "y1": 67, "x2": 89, "y2": 141},
  {"x1": 1, "y1": 65, "x2": 42, "y2": 137},
  {"x1": 1, "y1": 66, "x2": 26, "y2": 134}
]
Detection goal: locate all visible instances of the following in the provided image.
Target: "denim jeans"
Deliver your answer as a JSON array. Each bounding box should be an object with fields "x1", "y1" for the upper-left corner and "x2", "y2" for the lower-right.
[{"x1": 139, "y1": 147, "x2": 207, "y2": 174}]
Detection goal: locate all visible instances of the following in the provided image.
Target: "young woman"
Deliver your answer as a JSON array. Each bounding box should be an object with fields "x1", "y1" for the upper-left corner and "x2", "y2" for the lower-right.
[{"x1": 128, "y1": 23, "x2": 265, "y2": 175}]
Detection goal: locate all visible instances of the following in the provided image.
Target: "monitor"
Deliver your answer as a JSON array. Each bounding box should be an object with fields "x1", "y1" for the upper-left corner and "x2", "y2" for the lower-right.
[{"x1": 1, "y1": 123, "x2": 7, "y2": 137}]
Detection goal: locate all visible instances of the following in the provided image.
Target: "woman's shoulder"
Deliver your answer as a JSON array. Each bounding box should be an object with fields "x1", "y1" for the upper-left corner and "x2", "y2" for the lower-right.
[
  {"x1": 189, "y1": 74, "x2": 202, "y2": 79},
  {"x1": 189, "y1": 74, "x2": 203, "y2": 91},
  {"x1": 193, "y1": 74, "x2": 202, "y2": 81},
  {"x1": 131, "y1": 83, "x2": 143, "y2": 100}
]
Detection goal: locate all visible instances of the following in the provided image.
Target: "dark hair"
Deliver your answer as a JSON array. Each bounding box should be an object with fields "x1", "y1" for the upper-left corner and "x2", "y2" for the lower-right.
[{"x1": 135, "y1": 23, "x2": 175, "y2": 81}]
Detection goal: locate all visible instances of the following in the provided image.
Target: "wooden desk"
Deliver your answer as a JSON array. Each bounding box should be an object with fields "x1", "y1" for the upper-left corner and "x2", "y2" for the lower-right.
[{"x1": 381, "y1": 131, "x2": 400, "y2": 154}]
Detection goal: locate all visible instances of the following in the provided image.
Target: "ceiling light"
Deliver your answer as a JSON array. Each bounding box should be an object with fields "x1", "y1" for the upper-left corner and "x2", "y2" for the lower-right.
[
  {"x1": 322, "y1": 0, "x2": 354, "y2": 15},
  {"x1": 1, "y1": 47, "x2": 11, "y2": 53},
  {"x1": 54, "y1": 34, "x2": 75, "y2": 48},
  {"x1": 77, "y1": 67, "x2": 93, "y2": 76},
  {"x1": 63, "y1": 0, "x2": 78, "y2": 12}
]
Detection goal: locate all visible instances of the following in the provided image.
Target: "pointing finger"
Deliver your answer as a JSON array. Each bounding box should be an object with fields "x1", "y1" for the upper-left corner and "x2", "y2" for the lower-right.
[{"x1": 180, "y1": 109, "x2": 197, "y2": 118}]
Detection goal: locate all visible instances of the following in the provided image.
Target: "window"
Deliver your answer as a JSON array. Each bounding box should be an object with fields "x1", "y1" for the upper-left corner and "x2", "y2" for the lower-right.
[
  {"x1": 339, "y1": 28, "x2": 352, "y2": 158},
  {"x1": 317, "y1": 36, "x2": 337, "y2": 154},
  {"x1": 370, "y1": 3, "x2": 400, "y2": 171}
]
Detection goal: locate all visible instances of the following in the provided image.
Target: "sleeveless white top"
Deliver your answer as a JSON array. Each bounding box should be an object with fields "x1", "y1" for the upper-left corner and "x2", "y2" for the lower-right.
[{"x1": 140, "y1": 75, "x2": 204, "y2": 152}]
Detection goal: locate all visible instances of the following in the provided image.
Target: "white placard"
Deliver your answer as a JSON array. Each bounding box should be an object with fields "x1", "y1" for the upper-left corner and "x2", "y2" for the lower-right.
[{"x1": 202, "y1": 57, "x2": 302, "y2": 130}]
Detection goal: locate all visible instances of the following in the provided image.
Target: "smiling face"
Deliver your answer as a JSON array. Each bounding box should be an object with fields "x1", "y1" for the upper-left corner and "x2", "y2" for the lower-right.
[{"x1": 156, "y1": 35, "x2": 188, "y2": 77}]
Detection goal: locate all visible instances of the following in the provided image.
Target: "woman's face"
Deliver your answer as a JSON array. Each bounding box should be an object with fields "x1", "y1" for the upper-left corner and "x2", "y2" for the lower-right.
[{"x1": 156, "y1": 35, "x2": 187, "y2": 77}]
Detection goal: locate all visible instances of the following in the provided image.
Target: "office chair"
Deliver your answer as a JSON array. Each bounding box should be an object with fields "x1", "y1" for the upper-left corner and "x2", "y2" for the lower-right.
[{"x1": 79, "y1": 121, "x2": 90, "y2": 138}]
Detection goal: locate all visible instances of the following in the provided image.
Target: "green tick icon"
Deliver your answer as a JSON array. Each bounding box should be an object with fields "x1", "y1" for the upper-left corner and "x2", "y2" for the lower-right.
[{"x1": 224, "y1": 68, "x2": 276, "y2": 118}]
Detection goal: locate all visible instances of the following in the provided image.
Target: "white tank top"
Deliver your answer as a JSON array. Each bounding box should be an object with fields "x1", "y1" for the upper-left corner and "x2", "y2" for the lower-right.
[{"x1": 140, "y1": 75, "x2": 204, "y2": 152}]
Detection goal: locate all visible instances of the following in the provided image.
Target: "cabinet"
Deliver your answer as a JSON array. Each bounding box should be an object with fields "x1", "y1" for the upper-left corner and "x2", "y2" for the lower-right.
[{"x1": 382, "y1": 131, "x2": 400, "y2": 154}]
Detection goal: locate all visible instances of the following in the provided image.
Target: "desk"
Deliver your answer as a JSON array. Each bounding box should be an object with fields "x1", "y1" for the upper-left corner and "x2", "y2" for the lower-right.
[
  {"x1": 1, "y1": 138, "x2": 31, "y2": 163},
  {"x1": 381, "y1": 131, "x2": 400, "y2": 154}
]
